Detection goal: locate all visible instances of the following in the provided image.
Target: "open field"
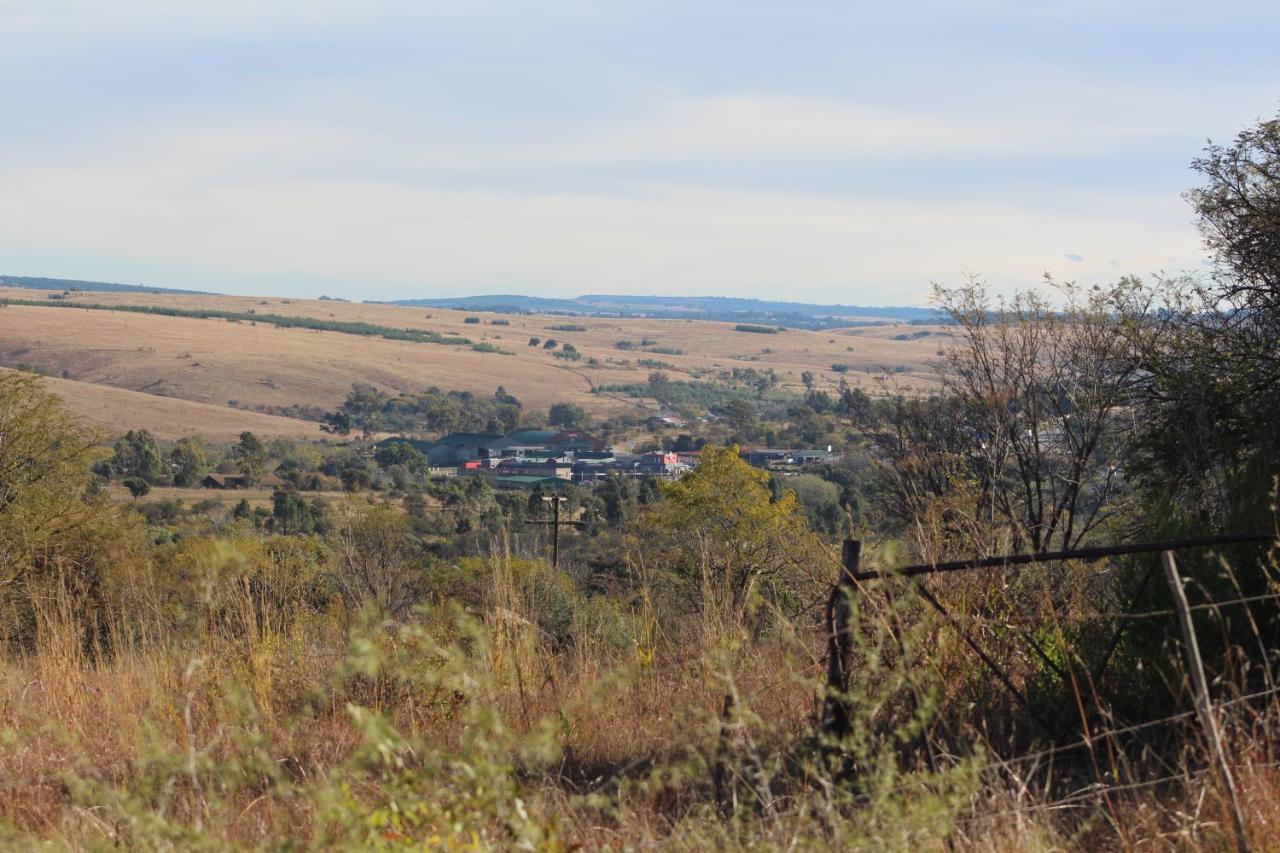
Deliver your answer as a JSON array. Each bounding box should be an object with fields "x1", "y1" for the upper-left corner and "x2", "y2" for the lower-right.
[
  {"x1": 0, "y1": 287, "x2": 947, "y2": 437},
  {"x1": 0, "y1": 368, "x2": 327, "y2": 442},
  {"x1": 105, "y1": 484, "x2": 355, "y2": 510}
]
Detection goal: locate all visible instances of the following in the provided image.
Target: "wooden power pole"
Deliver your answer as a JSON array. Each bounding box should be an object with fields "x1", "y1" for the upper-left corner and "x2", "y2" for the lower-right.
[{"x1": 526, "y1": 494, "x2": 582, "y2": 569}]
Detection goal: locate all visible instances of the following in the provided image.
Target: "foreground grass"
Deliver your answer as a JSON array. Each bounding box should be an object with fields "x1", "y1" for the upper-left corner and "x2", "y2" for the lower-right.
[{"x1": 4, "y1": 567, "x2": 1279, "y2": 851}]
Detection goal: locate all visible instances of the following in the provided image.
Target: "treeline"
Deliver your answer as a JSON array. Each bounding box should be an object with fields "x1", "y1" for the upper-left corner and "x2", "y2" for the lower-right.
[
  {"x1": 0, "y1": 297, "x2": 473, "y2": 346},
  {"x1": 321, "y1": 382, "x2": 528, "y2": 437}
]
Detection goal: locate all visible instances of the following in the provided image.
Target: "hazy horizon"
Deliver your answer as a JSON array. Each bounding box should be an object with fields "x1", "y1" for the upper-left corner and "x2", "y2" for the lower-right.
[{"x1": 3, "y1": 2, "x2": 1277, "y2": 303}]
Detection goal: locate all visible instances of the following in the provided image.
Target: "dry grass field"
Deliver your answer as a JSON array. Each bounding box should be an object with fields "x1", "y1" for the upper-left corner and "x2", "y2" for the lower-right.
[
  {"x1": 0, "y1": 367, "x2": 326, "y2": 442},
  {"x1": 0, "y1": 286, "x2": 947, "y2": 437},
  {"x1": 103, "y1": 484, "x2": 355, "y2": 508}
]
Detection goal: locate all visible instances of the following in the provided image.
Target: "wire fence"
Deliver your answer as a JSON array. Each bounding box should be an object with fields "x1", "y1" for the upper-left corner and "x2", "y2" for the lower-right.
[{"x1": 819, "y1": 532, "x2": 1280, "y2": 845}]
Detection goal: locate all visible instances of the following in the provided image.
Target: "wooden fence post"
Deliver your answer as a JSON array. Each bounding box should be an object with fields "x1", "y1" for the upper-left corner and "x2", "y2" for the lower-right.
[
  {"x1": 822, "y1": 539, "x2": 861, "y2": 741},
  {"x1": 1162, "y1": 550, "x2": 1249, "y2": 853}
]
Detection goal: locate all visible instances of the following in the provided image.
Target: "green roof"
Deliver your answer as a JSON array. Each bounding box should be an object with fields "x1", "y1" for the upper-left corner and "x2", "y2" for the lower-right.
[
  {"x1": 502, "y1": 429, "x2": 562, "y2": 445},
  {"x1": 493, "y1": 475, "x2": 570, "y2": 489}
]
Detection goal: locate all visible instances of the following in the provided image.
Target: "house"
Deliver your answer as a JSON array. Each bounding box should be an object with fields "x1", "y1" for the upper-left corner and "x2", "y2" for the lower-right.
[
  {"x1": 423, "y1": 432, "x2": 505, "y2": 466},
  {"x1": 635, "y1": 450, "x2": 685, "y2": 478},
  {"x1": 494, "y1": 458, "x2": 574, "y2": 480},
  {"x1": 201, "y1": 471, "x2": 287, "y2": 489},
  {"x1": 739, "y1": 448, "x2": 790, "y2": 468},
  {"x1": 646, "y1": 412, "x2": 686, "y2": 429},
  {"x1": 739, "y1": 447, "x2": 836, "y2": 470},
  {"x1": 201, "y1": 473, "x2": 246, "y2": 489}
]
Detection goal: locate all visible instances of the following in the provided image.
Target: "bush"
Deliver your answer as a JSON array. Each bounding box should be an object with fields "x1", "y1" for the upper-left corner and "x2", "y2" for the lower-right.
[{"x1": 123, "y1": 477, "x2": 151, "y2": 499}]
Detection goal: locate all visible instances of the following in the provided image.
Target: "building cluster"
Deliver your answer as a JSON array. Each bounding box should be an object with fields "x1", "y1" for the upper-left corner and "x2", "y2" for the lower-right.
[
  {"x1": 376, "y1": 428, "x2": 692, "y2": 490},
  {"x1": 376, "y1": 429, "x2": 837, "y2": 491}
]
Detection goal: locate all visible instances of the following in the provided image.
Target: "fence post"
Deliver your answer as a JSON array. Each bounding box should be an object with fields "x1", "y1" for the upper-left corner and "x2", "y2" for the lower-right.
[
  {"x1": 822, "y1": 539, "x2": 861, "y2": 742},
  {"x1": 713, "y1": 692, "x2": 736, "y2": 817},
  {"x1": 1162, "y1": 550, "x2": 1249, "y2": 853}
]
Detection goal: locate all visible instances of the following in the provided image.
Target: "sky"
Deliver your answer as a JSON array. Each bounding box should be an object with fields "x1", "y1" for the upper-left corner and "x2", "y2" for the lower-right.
[{"x1": 1, "y1": 1, "x2": 1277, "y2": 305}]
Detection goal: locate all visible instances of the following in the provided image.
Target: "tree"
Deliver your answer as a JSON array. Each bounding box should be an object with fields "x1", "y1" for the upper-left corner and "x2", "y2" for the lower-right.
[
  {"x1": 111, "y1": 429, "x2": 165, "y2": 482},
  {"x1": 634, "y1": 445, "x2": 822, "y2": 627},
  {"x1": 233, "y1": 431, "x2": 268, "y2": 484},
  {"x1": 374, "y1": 441, "x2": 428, "y2": 475},
  {"x1": 718, "y1": 399, "x2": 757, "y2": 436},
  {"x1": 598, "y1": 472, "x2": 637, "y2": 524},
  {"x1": 332, "y1": 501, "x2": 421, "y2": 617},
  {"x1": 932, "y1": 277, "x2": 1147, "y2": 552},
  {"x1": 122, "y1": 477, "x2": 150, "y2": 499},
  {"x1": 0, "y1": 372, "x2": 135, "y2": 644},
  {"x1": 272, "y1": 487, "x2": 322, "y2": 534},
  {"x1": 342, "y1": 383, "x2": 387, "y2": 439},
  {"x1": 548, "y1": 402, "x2": 590, "y2": 429},
  {"x1": 321, "y1": 410, "x2": 353, "y2": 436},
  {"x1": 1130, "y1": 113, "x2": 1280, "y2": 517},
  {"x1": 169, "y1": 437, "x2": 208, "y2": 487},
  {"x1": 1187, "y1": 114, "x2": 1280, "y2": 314}
]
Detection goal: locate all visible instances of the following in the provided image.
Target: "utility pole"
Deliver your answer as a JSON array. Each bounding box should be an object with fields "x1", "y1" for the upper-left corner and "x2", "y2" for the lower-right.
[{"x1": 525, "y1": 494, "x2": 581, "y2": 569}]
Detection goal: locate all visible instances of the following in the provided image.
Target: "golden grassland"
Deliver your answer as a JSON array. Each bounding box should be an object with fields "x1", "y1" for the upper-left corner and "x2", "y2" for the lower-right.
[
  {"x1": 0, "y1": 368, "x2": 327, "y2": 442},
  {"x1": 0, "y1": 287, "x2": 946, "y2": 437}
]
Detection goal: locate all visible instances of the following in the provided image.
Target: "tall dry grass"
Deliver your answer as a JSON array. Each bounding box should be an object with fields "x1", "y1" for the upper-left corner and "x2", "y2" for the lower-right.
[{"x1": 3, "y1": 540, "x2": 1280, "y2": 850}]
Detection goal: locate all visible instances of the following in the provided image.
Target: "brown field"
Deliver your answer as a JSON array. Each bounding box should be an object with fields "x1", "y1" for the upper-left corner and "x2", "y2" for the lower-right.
[
  {"x1": 105, "y1": 484, "x2": 354, "y2": 509},
  {"x1": 0, "y1": 368, "x2": 326, "y2": 442},
  {"x1": 0, "y1": 287, "x2": 947, "y2": 437}
]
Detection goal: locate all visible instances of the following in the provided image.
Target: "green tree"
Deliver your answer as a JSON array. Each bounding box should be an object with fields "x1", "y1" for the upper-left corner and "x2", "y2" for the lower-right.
[
  {"x1": 597, "y1": 472, "x2": 637, "y2": 524},
  {"x1": 0, "y1": 372, "x2": 138, "y2": 645},
  {"x1": 233, "y1": 431, "x2": 268, "y2": 484},
  {"x1": 169, "y1": 437, "x2": 208, "y2": 487},
  {"x1": 635, "y1": 445, "x2": 821, "y2": 626},
  {"x1": 548, "y1": 402, "x2": 590, "y2": 429},
  {"x1": 122, "y1": 477, "x2": 150, "y2": 499},
  {"x1": 1131, "y1": 112, "x2": 1280, "y2": 519},
  {"x1": 342, "y1": 382, "x2": 388, "y2": 438},
  {"x1": 112, "y1": 429, "x2": 165, "y2": 482},
  {"x1": 374, "y1": 441, "x2": 428, "y2": 474}
]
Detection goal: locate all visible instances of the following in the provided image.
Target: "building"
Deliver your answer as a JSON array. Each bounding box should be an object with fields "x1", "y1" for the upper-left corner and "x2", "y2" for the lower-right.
[
  {"x1": 201, "y1": 473, "x2": 246, "y2": 489},
  {"x1": 739, "y1": 447, "x2": 836, "y2": 470}
]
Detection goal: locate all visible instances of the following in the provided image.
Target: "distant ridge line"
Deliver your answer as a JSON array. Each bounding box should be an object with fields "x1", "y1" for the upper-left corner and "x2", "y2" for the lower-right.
[
  {"x1": 0, "y1": 274, "x2": 212, "y2": 295},
  {"x1": 385, "y1": 293, "x2": 940, "y2": 329}
]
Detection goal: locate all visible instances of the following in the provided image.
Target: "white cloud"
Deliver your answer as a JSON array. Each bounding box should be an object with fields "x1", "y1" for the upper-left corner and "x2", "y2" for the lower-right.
[{"x1": 0, "y1": 149, "x2": 1204, "y2": 301}]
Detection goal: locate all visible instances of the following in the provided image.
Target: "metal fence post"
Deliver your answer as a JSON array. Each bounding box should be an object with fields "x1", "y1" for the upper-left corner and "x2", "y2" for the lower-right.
[{"x1": 1162, "y1": 550, "x2": 1249, "y2": 853}]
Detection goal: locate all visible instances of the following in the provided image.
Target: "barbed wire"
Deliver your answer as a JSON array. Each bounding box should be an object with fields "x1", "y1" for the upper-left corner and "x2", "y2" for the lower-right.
[{"x1": 912, "y1": 589, "x2": 1280, "y2": 629}]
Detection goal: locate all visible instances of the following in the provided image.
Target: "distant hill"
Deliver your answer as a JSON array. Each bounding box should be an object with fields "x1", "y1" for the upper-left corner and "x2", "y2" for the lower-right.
[
  {"x1": 0, "y1": 275, "x2": 208, "y2": 295},
  {"x1": 386, "y1": 293, "x2": 940, "y2": 329}
]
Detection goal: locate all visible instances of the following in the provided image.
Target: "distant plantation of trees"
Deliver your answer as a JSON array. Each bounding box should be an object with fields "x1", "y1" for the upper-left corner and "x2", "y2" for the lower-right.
[{"x1": 0, "y1": 297, "x2": 473, "y2": 347}]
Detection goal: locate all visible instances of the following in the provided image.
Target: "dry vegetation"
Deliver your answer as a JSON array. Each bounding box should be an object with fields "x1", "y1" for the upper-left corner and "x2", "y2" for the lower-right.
[{"x1": 0, "y1": 287, "x2": 945, "y2": 437}]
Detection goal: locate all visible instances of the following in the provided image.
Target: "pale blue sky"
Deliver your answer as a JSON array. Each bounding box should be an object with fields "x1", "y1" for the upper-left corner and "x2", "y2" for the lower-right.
[{"x1": 2, "y1": 1, "x2": 1277, "y2": 304}]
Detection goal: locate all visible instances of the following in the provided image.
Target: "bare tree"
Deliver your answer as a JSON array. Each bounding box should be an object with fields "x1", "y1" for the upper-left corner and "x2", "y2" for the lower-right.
[
  {"x1": 933, "y1": 276, "x2": 1152, "y2": 552},
  {"x1": 331, "y1": 501, "x2": 422, "y2": 618}
]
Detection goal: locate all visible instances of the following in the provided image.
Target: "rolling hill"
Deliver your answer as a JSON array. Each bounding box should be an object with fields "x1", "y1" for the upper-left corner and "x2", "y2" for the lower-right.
[{"x1": 0, "y1": 284, "x2": 948, "y2": 439}]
